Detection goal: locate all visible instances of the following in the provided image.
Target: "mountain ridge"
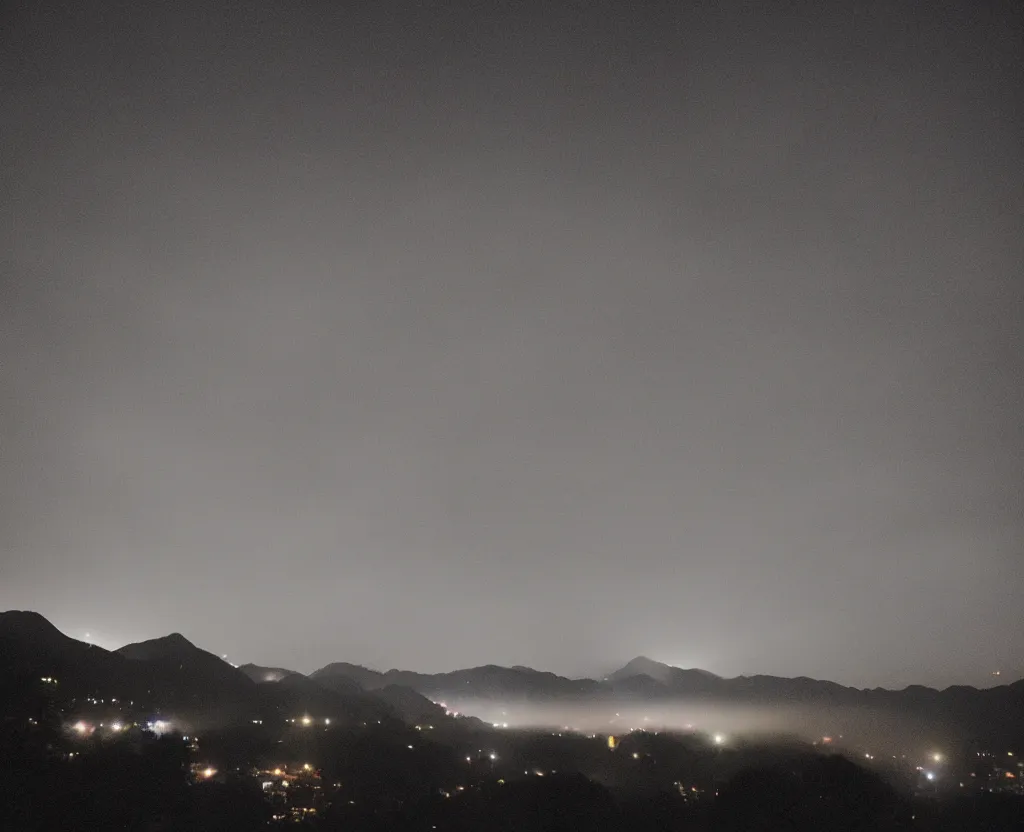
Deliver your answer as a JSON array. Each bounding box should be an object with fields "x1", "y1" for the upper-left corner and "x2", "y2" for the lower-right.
[
  {"x1": 2, "y1": 614, "x2": 1017, "y2": 696},
  {"x1": 3, "y1": 612, "x2": 1023, "y2": 748}
]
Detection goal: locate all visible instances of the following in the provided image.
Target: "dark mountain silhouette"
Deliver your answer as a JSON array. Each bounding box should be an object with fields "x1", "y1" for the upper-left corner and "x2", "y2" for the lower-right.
[
  {"x1": 0, "y1": 610, "x2": 160, "y2": 708},
  {"x1": 116, "y1": 633, "x2": 257, "y2": 693},
  {"x1": 312, "y1": 661, "x2": 601, "y2": 700},
  {"x1": 311, "y1": 661, "x2": 386, "y2": 690},
  {"x1": 372, "y1": 684, "x2": 450, "y2": 725},
  {"x1": 306, "y1": 655, "x2": 1024, "y2": 749},
  {"x1": 608, "y1": 656, "x2": 723, "y2": 692},
  {"x1": 115, "y1": 633, "x2": 260, "y2": 722},
  {"x1": 263, "y1": 669, "x2": 400, "y2": 725},
  {"x1": 605, "y1": 672, "x2": 670, "y2": 696},
  {"x1": 4, "y1": 611, "x2": 1024, "y2": 750},
  {"x1": 237, "y1": 663, "x2": 299, "y2": 683}
]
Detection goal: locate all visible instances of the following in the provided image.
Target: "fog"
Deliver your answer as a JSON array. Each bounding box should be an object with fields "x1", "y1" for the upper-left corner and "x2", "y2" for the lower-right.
[{"x1": 449, "y1": 698, "x2": 951, "y2": 756}]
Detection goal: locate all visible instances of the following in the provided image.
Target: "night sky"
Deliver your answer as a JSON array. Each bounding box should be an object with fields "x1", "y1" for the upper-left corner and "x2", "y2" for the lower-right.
[{"x1": 2, "y1": 1, "x2": 1021, "y2": 689}]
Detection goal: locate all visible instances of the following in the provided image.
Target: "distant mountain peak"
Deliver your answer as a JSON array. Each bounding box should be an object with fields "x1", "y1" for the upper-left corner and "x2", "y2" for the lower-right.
[
  {"x1": 609, "y1": 656, "x2": 674, "y2": 681},
  {"x1": 311, "y1": 662, "x2": 385, "y2": 690},
  {"x1": 608, "y1": 656, "x2": 720, "y2": 685},
  {"x1": 117, "y1": 632, "x2": 206, "y2": 661}
]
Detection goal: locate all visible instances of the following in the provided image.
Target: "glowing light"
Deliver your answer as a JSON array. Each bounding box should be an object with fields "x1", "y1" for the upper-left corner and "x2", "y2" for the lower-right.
[
  {"x1": 73, "y1": 721, "x2": 88, "y2": 734},
  {"x1": 273, "y1": 769, "x2": 283, "y2": 776},
  {"x1": 925, "y1": 772, "x2": 936, "y2": 781},
  {"x1": 301, "y1": 716, "x2": 312, "y2": 726},
  {"x1": 110, "y1": 722, "x2": 123, "y2": 732},
  {"x1": 324, "y1": 718, "x2": 330, "y2": 725},
  {"x1": 632, "y1": 752, "x2": 640, "y2": 759},
  {"x1": 202, "y1": 767, "x2": 216, "y2": 779},
  {"x1": 607, "y1": 736, "x2": 617, "y2": 749},
  {"x1": 713, "y1": 734, "x2": 725, "y2": 745},
  {"x1": 932, "y1": 753, "x2": 943, "y2": 763},
  {"x1": 489, "y1": 752, "x2": 497, "y2": 760},
  {"x1": 303, "y1": 763, "x2": 312, "y2": 771}
]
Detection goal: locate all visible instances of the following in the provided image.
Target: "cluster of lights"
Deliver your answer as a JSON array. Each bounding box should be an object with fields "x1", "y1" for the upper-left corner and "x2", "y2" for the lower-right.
[
  {"x1": 40, "y1": 677, "x2": 57, "y2": 685},
  {"x1": 287, "y1": 715, "x2": 331, "y2": 727},
  {"x1": 68, "y1": 718, "x2": 138, "y2": 737}
]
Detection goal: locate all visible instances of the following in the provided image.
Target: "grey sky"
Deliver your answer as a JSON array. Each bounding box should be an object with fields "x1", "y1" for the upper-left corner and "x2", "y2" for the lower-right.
[{"x1": 2, "y1": 0, "x2": 1021, "y2": 688}]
